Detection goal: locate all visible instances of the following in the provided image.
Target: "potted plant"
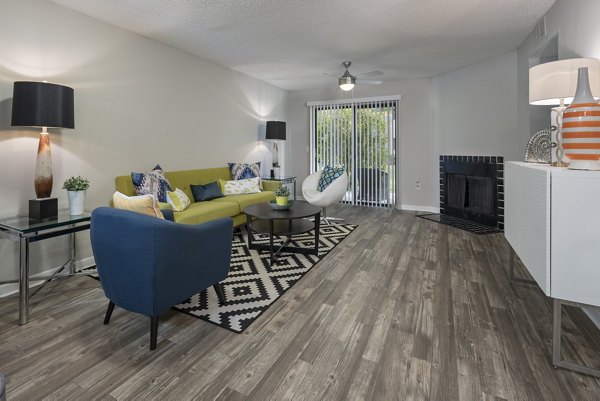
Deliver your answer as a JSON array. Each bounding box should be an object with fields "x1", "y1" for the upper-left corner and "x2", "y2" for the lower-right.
[
  {"x1": 274, "y1": 185, "x2": 290, "y2": 205},
  {"x1": 63, "y1": 176, "x2": 90, "y2": 215}
]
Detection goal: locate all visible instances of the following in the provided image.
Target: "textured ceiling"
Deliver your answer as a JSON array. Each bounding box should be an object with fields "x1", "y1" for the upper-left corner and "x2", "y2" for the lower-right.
[{"x1": 49, "y1": 0, "x2": 556, "y2": 90}]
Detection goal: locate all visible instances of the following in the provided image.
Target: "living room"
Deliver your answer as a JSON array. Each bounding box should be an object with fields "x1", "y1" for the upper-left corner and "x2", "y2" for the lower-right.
[{"x1": 1, "y1": 0, "x2": 600, "y2": 399}]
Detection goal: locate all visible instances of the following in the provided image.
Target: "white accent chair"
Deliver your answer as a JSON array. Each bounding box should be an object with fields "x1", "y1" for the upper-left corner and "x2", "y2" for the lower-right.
[{"x1": 302, "y1": 170, "x2": 348, "y2": 225}]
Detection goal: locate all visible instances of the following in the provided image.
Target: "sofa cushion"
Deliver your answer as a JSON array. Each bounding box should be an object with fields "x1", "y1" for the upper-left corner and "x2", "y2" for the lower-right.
[
  {"x1": 317, "y1": 166, "x2": 345, "y2": 192},
  {"x1": 191, "y1": 182, "x2": 224, "y2": 202},
  {"x1": 167, "y1": 188, "x2": 191, "y2": 211},
  {"x1": 131, "y1": 164, "x2": 172, "y2": 202},
  {"x1": 212, "y1": 191, "x2": 275, "y2": 212},
  {"x1": 174, "y1": 201, "x2": 239, "y2": 225},
  {"x1": 112, "y1": 191, "x2": 164, "y2": 219},
  {"x1": 164, "y1": 167, "x2": 232, "y2": 201},
  {"x1": 228, "y1": 162, "x2": 261, "y2": 180},
  {"x1": 219, "y1": 177, "x2": 261, "y2": 195}
]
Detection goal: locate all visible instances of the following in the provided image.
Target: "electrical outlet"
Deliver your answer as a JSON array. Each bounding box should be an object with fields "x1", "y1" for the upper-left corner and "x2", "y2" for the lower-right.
[{"x1": 416, "y1": 181, "x2": 421, "y2": 190}]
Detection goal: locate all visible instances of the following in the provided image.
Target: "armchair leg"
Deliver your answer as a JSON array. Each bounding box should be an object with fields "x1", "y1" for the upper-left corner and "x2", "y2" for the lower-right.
[
  {"x1": 213, "y1": 283, "x2": 226, "y2": 304},
  {"x1": 103, "y1": 301, "x2": 115, "y2": 325},
  {"x1": 321, "y1": 207, "x2": 344, "y2": 225},
  {"x1": 150, "y1": 315, "x2": 159, "y2": 350}
]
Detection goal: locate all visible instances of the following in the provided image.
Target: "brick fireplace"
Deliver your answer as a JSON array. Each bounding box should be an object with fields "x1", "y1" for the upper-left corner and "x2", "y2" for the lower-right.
[{"x1": 439, "y1": 155, "x2": 504, "y2": 230}]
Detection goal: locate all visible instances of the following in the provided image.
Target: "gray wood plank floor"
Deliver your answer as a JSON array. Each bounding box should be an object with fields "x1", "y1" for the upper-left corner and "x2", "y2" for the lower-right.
[{"x1": 1, "y1": 205, "x2": 600, "y2": 400}]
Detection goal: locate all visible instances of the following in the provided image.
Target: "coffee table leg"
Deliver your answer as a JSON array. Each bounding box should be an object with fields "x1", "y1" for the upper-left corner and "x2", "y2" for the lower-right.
[
  {"x1": 246, "y1": 214, "x2": 253, "y2": 249},
  {"x1": 269, "y1": 219, "x2": 274, "y2": 265},
  {"x1": 314, "y1": 212, "x2": 320, "y2": 256}
]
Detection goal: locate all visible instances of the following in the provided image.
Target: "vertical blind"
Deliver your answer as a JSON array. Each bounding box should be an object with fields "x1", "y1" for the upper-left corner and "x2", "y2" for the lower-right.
[{"x1": 308, "y1": 96, "x2": 400, "y2": 208}]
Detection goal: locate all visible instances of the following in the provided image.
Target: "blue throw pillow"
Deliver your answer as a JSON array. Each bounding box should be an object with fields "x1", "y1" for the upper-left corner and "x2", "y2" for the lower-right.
[
  {"x1": 131, "y1": 164, "x2": 172, "y2": 203},
  {"x1": 191, "y1": 182, "x2": 224, "y2": 202},
  {"x1": 228, "y1": 162, "x2": 261, "y2": 180},
  {"x1": 317, "y1": 166, "x2": 345, "y2": 192}
]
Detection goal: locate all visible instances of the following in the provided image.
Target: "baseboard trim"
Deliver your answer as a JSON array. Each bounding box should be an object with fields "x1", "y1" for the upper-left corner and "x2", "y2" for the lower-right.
[
  {"x1": 0, "y1": 256, "x2": 96, "y2": 298},
  {"x1": 399, "y1": 205, "x2": 440, "y2": 213}
]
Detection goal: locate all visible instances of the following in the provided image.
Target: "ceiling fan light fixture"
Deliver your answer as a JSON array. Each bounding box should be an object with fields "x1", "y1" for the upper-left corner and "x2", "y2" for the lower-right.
[{"x1": 339, "y1": 76, "x2": 355, "y2": 91}]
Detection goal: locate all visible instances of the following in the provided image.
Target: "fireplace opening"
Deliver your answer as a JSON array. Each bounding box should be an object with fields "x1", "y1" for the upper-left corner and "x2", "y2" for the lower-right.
[
  {"x1": 439, "y1": 156, "x2": 504, "y2": 230},
  {"x1": 447, "y1": 174, "x2": 495, "y2": 215}
]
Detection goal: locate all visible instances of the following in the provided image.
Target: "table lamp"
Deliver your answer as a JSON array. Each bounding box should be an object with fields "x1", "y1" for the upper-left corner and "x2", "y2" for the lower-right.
[
  {"x1": 11, "y1": 81, "x2": 75, "y2": 219},
  {"x1": 529, "y1": 58, "x2": 600, "y2": 166},
  {"x1": 266, "y1": 121, "x2": 286, "y2": 178}
]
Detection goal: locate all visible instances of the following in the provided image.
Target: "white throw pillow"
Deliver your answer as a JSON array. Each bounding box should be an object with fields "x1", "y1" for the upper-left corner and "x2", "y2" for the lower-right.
[
  {"x1": 220, "y1": 177, "x2": 261, "y2": 195},
  {"x1": 112, "y1": 191, "x2": 164, "y2": 219}
]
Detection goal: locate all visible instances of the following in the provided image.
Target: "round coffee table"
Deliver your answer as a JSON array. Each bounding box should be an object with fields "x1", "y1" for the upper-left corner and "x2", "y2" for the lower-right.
[{"x1": 243, "y1": 202, "x2": 321, "y2": 266}]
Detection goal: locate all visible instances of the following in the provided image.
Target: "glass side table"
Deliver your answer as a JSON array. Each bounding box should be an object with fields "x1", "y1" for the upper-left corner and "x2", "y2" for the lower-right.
[
  {"x1": 0, "y1": 210, "x2": 93, "y2": 325},
  {"x1": 262, "y1": 176, "x2": 297, "y2": 200}
]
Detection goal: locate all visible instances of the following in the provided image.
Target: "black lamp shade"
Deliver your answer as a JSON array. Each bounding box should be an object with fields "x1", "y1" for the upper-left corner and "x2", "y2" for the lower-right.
[
  {"x1": 11, "y1": 81, "x2": 74, "y2": 129},
  {"x1": 266, "y1": 121, "x2": 286, "y2": 140}
]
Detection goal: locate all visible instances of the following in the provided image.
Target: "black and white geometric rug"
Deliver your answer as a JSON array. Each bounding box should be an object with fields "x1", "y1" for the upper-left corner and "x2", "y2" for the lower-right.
[{"x1": 174, "y1": 223, "x2": 357, "y2": 333}]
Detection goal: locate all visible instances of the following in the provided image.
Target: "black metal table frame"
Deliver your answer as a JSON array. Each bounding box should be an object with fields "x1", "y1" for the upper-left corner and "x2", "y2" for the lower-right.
[
  {"x1": 246, "y1": 212, "x2": 320, "y2": 266},
  {"x1": 0, "y1": 219, "x2": 94, "y2": 325}
]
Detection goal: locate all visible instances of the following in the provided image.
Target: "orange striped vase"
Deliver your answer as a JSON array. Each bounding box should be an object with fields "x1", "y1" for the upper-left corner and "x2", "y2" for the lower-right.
[{"x1": 562, "y1": 102, "x2": 600, "y2": 161}]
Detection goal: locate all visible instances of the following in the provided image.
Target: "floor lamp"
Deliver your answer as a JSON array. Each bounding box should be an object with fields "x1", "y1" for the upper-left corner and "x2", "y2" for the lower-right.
[
  {"x1": 11, "y1": 81, "x2": 75, "y2": 219},
  {"x1": 266, "y1": 121, "x2": 286, "y2": 178}
]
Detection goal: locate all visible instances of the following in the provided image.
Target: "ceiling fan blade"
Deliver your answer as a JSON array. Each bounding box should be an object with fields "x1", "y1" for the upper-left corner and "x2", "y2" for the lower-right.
[
  {"x1": 323, "y1": 72, "x2": 340, "y2": 77},
  {"x1": 356, "y1": 70, "x2": 383, "y2": 78},
  {"x1": 357, "y1": 79, "x2": 383, "y2": 85}
]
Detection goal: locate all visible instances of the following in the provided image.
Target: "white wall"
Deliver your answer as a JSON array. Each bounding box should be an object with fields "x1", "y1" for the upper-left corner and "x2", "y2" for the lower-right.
[
  {"x1": 0, "y1": 0, "x2": 287, "y2": 290},
  {"x1": 517, "y1": 0, "x2": 600, "y2": 331},
  {"x1": 433, "y1": 51, "x2": 520, "y2": 161},
  {"x1": 287, "y1": 51, "x2": 520, "y2": 212},
  {"x1": 518, "y1": 0, "x2": 600, "y2": 152},
  {"x1": 286, "y1": 79, "x2": 436, "y2": 211}
]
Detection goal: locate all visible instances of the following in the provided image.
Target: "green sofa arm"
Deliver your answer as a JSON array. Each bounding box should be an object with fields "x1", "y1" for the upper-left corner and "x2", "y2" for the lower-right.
[{"x1": 262, "y1": 180, "x2": 282, "y2": 192}]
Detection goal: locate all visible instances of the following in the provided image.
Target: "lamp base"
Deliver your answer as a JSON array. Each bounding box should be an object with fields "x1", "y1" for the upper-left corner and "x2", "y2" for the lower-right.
[{"x1": 29, "y1": 198, "x2": 58, "y2": 220}]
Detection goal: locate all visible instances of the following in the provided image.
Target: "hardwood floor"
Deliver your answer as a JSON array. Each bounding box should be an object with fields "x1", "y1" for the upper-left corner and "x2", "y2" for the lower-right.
[{"x1": 1, "y1": 205, "x2": 600, "y2": 400}]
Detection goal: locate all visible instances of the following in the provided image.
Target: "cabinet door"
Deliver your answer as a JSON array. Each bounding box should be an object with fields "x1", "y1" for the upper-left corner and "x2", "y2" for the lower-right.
[
  {"x1": 505, "y1": 163, "x2": 551, "y2": 294},
  {"x1": 551, "y1": 171, "x2": 600, "y2": 306}
]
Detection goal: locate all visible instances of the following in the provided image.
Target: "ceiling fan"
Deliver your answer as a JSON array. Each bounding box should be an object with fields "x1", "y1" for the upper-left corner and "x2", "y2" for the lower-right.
[{"x1": 325, "y1": 61, "x2": 384, "y2": 91}]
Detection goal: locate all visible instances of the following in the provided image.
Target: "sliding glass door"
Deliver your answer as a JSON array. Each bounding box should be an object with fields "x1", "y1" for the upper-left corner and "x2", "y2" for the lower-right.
[{"x1": 309, "y1": 97, "x2": 398, "y2": 208}]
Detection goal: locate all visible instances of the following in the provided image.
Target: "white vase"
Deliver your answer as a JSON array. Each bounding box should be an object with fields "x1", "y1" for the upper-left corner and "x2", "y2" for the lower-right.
[{"x1": 67, "y1": 190, "x2": 86, "y2": 215}]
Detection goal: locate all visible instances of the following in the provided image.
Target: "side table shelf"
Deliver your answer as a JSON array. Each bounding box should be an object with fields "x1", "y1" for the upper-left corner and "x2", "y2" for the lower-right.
[{"x1": 0, "y1": 210, "x2": 95, "y2": 325}]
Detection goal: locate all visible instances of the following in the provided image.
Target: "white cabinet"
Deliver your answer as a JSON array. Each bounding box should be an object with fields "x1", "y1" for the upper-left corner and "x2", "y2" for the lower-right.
[
  {"x1": 504, "y1": 163, "x2": 551, "y2": 294},
  {"x1": 550, "y1": 169, "x2": 600, "y2": 306},
  {"x1": 505, "y1": 162, "x2": 600, "y2": 306},
  {"x1": 505, "y1": 162, "x2": 600, "y2": 377}
]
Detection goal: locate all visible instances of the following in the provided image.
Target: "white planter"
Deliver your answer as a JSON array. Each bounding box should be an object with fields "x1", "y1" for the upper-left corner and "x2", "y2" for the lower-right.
[{"x1": 67, "y1": 190, "x2": 86, "y2": 215}]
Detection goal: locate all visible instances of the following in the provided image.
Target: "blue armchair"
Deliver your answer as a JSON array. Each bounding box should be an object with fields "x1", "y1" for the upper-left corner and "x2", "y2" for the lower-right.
[{"x1": 90, "y1": 207, "x2": 233, "y2": 350}]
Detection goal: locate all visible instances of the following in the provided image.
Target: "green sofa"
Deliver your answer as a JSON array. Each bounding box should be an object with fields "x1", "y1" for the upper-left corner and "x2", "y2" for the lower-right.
[{"x1": 115, "y1": 167, "x2": 279, "y2": 227}]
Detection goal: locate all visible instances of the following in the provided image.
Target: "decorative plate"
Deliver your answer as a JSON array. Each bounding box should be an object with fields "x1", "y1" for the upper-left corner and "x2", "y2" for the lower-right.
[
  {"x1": 269, "y1": 200, "x2": 293, "y2": 210},
  {"x1": 524, "y1": 128, "x2": 552, "y2": 164}
]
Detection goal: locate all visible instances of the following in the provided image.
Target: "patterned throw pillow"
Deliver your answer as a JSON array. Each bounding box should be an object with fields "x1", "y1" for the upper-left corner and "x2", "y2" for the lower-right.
[
  {"x1": 131, "y1": 164, "x2": 172, "y2": 203},
  {"x1": 112, "y1": 191, "x2": 164, "y2": 219},
  {"x1": 166, "y1": 188, "x2": 191, "y2": 212},
  {"x1": 317, "y1": 166, "x2": 345, "y2": 192},
  {"x1": 219, "y1": 177, "x2": 261, "y2": 195},
  {"x1": 191, "y1": 182, "x2": 224, "y2": 202},
  {"x1": 228, "y1": 162, "x2": 261, "y2": 180}
]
